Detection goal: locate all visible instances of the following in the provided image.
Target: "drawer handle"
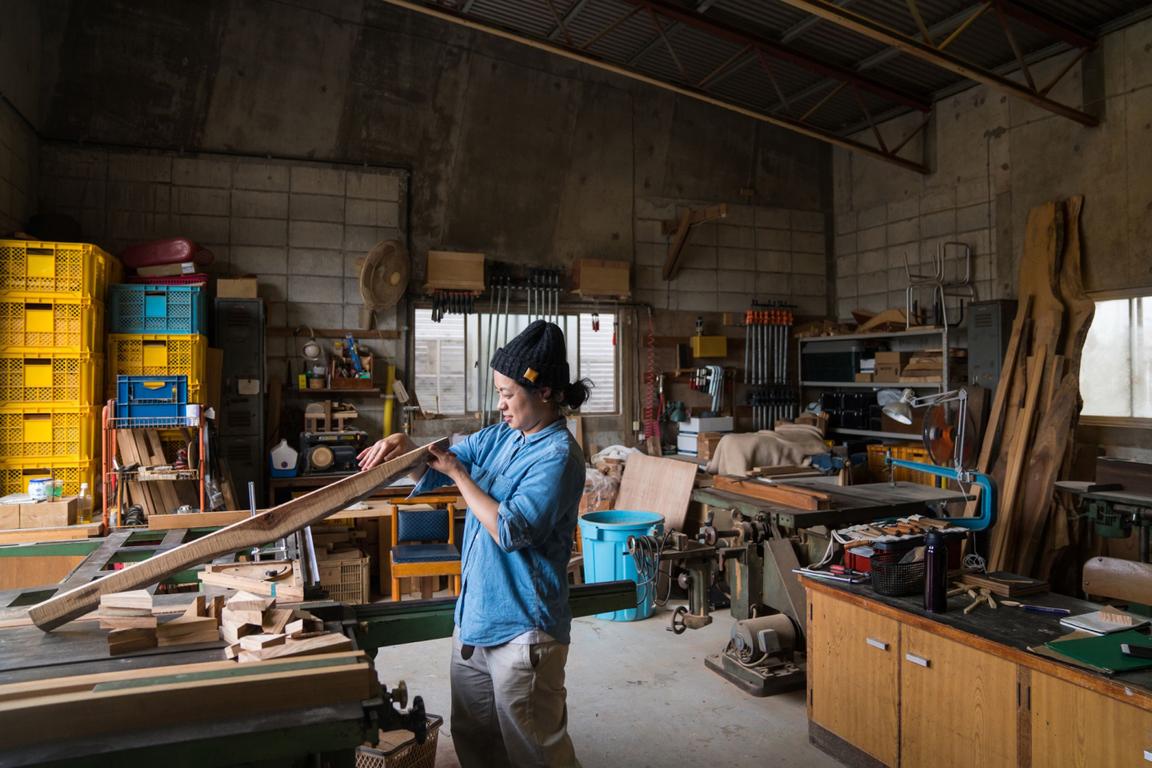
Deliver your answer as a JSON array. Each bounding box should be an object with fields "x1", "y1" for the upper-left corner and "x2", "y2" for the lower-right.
[
  {"x1": 865, "y1": 637, "x2": 889, "y2": 651},
  {"x1": 905, "y1": 653, "x2": 930, "y2": 668}
]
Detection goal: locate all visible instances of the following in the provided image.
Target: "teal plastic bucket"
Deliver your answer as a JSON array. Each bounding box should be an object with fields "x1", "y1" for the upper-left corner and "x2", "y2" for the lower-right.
[{"x1": 578, "y1": 510, "x2": 665, "y2": 621}]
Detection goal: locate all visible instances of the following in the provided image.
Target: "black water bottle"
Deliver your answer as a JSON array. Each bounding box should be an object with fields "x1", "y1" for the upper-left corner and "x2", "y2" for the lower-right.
[{"x1": 923, "y1": 530, "x2": 948, "y2": 613}]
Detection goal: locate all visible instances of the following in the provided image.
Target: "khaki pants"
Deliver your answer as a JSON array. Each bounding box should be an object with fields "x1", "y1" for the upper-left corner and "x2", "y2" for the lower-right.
[{"x1": 450, "y1": 630, "x2": 580, "y2": 768}]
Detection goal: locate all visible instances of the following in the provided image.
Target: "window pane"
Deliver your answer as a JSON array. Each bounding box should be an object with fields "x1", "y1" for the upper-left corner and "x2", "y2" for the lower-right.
[
  {"x1": 414, "y1": 309, "x2": 467, "y2": 415},
  {"x1": 1080, "y1": 297, "x2": 1152, "y2": 419},
  {"x1": 578, "y1": 312, "x2": 616, "y2": 414}
]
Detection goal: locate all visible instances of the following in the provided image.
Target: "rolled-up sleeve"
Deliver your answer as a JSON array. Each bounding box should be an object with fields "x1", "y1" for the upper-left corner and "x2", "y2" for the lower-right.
[{"x1": 496, "y1": 446, "x2": 575, "y2": 552}]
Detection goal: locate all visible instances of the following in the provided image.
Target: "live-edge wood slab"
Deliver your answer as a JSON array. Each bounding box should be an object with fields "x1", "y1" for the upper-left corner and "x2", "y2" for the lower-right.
[{"x1": 28, "y1": 440, "x2": 446, "y2": 631}]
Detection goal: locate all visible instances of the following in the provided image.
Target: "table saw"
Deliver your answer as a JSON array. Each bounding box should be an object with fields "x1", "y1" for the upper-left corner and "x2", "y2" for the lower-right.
[{"x1": 653, "y1": 478, "x2": 970, "y2": 695}]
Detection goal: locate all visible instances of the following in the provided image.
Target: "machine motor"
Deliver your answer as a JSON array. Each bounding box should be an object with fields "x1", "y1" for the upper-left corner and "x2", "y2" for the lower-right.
[{"x1": 300, "y1": 430, "x2": 367, "y2": 475}]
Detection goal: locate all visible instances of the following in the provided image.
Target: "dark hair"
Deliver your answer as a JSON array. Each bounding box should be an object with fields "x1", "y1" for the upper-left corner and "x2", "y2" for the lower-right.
[{"x1": 559, "y1": 377, "x2": 593, "y2": 410}]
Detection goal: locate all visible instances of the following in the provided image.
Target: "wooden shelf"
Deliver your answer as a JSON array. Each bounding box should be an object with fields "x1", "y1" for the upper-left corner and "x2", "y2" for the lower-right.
[
  {"x1": 286, "y1": 388, "x2": 382, "y2": 396},
  {"x1": 797, "y1": 327, "x2": 946, "y2": 343},
  {"x1": 801, "y1": 380, "x2": 942, "y2": 388},
  {"x1": 831, "y1": 428, "x2": 921, "y2": 441}
]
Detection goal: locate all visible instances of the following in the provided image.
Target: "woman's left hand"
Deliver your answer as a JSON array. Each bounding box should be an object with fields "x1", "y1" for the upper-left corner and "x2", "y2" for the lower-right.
[{"x1": 427, "y1": 443, "x2": 464, "y2": 481}]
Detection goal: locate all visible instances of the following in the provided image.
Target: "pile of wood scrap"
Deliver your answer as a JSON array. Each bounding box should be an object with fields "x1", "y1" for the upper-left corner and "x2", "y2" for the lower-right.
[
  {"x1": 219, "y1": 590, "x2": 351, "y2": 662},
  {"x1": 198, "y1": 559, "x2": 304, "y2": 601},
  {"x1": 971, "y1": 198, "x2": 1093, "y2": 578},
  {"x1": 899, "y1": 348, "x2": 967, "y2": 383},
  {"x1": 103, "y1": 590, "x2": 221, "y2": 655}
]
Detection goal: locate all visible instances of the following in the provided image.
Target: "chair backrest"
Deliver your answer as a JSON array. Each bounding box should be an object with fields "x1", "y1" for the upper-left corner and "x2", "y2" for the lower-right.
[
  {"x1": 397, "y1": 507, "x2": 450, "y2": 544},
  {"x1": 1083, "y1": 556, "x2": 1152, "y2": 605}
]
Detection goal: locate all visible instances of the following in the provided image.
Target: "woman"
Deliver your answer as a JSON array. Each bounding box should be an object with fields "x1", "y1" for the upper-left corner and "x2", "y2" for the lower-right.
[{"x1": 358, "y1": 320, "x2": 590, "y2": 768}]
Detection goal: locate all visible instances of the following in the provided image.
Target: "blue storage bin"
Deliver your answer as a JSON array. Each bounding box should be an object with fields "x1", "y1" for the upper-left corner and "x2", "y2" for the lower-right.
[
  {"x1": 115, "y1": 375, "x2": 189, "y2": 419},
  {"x1": 578, "y1": 510, "x2": 665, "y2": 621},
  {"x1": 108, "y1": 284, "x2": 206, "y2": 334}
]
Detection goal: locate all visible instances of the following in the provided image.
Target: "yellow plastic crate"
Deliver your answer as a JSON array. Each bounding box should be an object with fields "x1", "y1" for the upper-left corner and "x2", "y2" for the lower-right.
[
  {"x1": 0, "y1": 353, "x2": 103, "y2": 406},
  {"x1": 107, "y1": 334, "x2": 205, "y2": 401},
  {"x1": 0, "y1": 459, "x2": 97, "y2": 497},
  {"x1": 889, "y1": 444, "x2": 941, "y2": 487},
  {"x1": 0, "y1": 406, "x2": 99, "y2": 463},
  {"x1": 0, "y1": 295, "x2": 104, "y2": 354},
  {"x1": 0, "y1": 240, "x2": 119, "y2": 300}
]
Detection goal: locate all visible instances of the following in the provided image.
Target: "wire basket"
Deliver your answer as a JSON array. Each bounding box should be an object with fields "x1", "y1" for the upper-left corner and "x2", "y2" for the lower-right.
[
  {"x1": 870, "y1": 557, "x2": 926, "y2": 597},
  {"x1": 355, "y1": 715, "x2": 442, "y2": 768}
]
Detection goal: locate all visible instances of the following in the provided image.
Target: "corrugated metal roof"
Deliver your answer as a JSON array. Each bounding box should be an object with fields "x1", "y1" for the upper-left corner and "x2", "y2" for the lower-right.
[{"x1": 418, "y1": 0, "x2": 1152, "y2": 144}]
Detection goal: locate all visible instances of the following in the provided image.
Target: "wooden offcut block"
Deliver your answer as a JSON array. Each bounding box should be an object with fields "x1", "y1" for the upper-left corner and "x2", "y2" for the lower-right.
[
  {"x1": 425, "y1": 250, "x2": 485, "y2": 292},
  {"x1": 572, "y1": 259, "x2": 631, "y2": 298}
]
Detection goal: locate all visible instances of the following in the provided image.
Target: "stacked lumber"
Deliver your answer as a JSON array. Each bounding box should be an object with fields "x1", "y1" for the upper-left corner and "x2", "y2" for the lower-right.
[
  {"x1": 899, "y1": 348, "x2": 967, "y2": 383},
  {"x1": 219, "y1": 589, "x2": 352, "y2": 662},
  {"x1": 103, "y1": 590, "x2": 222, "y2": 655},
  {"x1": 972, "y1": 198, "x2": 1093, "y2": 578},
  {"x1": 116, "y1": 428, "x2": 199, "y2": 517}
]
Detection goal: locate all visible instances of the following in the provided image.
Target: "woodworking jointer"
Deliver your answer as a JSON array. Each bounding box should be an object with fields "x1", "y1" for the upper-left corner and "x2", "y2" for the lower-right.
[{"x1": 1055, "y1": 481, "x2": 1152, "y2": 564}]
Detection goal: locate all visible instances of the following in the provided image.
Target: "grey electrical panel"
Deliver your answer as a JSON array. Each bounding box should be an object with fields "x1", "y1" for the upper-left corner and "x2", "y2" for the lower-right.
[
  {"x1": 214, "y1": 298, "x2": 266, "y2": 508},
  {"x1": 967, "y1": 300, "x2": 1016, "y2": 391}
]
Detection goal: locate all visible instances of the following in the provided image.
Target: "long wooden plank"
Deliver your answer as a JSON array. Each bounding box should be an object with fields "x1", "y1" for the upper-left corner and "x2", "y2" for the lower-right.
[
  {"x1": 29, "y1": 440, "x2": 445, "y2": 631},
  {"x1": 712, "y1": 475, "x2": 827, "y2": 510}
]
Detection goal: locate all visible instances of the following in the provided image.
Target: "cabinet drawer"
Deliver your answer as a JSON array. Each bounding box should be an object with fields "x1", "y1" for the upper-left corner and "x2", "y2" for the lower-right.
[
  {"x1": 808, "y1": 590, "x2": 900, "y2": 766},
  {"x1": 1032, "y1": 673, "x2": 1152, "y2": 767},
  {"x1": 900, "y1": 625, "x2": 1017, "y2": 768}
]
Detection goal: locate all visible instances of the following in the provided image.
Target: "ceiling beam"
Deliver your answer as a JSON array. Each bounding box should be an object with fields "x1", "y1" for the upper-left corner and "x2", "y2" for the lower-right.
[
  {"x1": 992, "y1": 0, "x2": 1095, "y2": 49},
  {"x1": 774, "y1": 0, "x2": 1098, "y2": 126},
  {"x1": 546, "y1": 0, "x2": 592, "y2": 42},
  {"x1": 379, "y1": 0, "x2": 928, "y2": 173},
  {"x1": 622, "y1": 0, "x2": 930, "y2": 112}
]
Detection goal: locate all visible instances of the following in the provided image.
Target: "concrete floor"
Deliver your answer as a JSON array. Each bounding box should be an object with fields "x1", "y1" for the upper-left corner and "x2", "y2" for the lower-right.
[{"x1": 373, "y1": 601, "x2": 841, "y2": 768}]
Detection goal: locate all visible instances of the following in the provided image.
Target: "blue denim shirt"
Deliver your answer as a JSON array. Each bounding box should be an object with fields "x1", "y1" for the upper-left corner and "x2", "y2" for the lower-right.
[{"x1": 410, "y1": 419, "x2": 585, "y2": 646}]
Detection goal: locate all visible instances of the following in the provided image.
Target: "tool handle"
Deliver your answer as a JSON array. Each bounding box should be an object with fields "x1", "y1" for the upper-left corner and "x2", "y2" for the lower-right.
[{"x1": 1022, "y1": 604, "x2": 1071, "y2": 616}]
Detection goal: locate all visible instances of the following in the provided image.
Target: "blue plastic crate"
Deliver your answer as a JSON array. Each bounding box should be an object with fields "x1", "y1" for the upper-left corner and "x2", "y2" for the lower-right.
[
  {"x1": 108, "y1": 284, "x2": 206, "y2": 334},
  {"x1": 115, "y1": 375, "x2": 189, "y2": 419}
]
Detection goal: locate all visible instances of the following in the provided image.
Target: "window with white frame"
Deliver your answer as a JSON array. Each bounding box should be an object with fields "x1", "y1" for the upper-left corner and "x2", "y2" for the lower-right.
[
  {"x1": 1079, "y1": 296, "x2": 1151, "y2": 419},
  {"x1": 412, "y1": 309, "x2": 617, "y2": 416}
]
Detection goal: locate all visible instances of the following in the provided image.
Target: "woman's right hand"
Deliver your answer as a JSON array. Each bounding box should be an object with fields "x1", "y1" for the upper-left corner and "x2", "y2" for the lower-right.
[{"x1": 357, "y1": 433, "x2": 416, "y2": 471}]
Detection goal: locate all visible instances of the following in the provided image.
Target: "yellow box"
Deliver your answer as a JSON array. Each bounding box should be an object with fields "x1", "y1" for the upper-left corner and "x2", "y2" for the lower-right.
[
  {"x1": 691, "y1": 335, "x2": 728, "y2": 358},
  {"x1": 0, "y1": 459, "x2": 96, "y2": 498},
  {"x1": 0, "y1": 405, "x2": 99, "y2": 463},
  {"x1": 573, "y1": 259, "x2": 630, "y2": 298},
  {"x1": 0, "y1": 240, "x2": 119, "y2": 301},
  {"x1": 0, "y1": 353, "x2": 103, "y2": 406},
  {"x1": 0, "y1": 295, "x2": 104, "y2": 354},
  {"x1": 425, "y1": 251, "x2": 485, "y2": 292},
  {"x1": 107, "y1": 334, "x2": 206, "y2": 401}
]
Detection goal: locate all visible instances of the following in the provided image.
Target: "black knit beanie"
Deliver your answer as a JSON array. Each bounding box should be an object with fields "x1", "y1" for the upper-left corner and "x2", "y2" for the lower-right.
[{"x1": 491, "y1": 320, "x2": 570, "y2": 390}]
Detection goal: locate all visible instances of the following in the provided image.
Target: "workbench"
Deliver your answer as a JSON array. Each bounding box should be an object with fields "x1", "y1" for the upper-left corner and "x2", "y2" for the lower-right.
[{"x1": 802, "y1": 576, "x2": 1152, "y2": 768}]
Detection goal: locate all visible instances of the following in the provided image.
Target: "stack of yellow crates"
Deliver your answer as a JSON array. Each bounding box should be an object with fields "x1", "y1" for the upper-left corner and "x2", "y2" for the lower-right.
[{"x1": 0, "y1": 240, "x2": 118, "y2": 497}]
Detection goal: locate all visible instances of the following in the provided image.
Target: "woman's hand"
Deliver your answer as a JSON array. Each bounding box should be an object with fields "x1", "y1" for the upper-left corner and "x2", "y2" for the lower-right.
[
  {"x1": 357, "y1": 433, "x2": 416, "y2": 471},
  {"x1": 427, "y1": 442, "x2": 464, "y2": 481}
]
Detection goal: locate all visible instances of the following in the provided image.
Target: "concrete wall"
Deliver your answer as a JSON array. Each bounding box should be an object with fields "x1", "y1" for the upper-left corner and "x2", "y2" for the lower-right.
[
  {"x1": 833, "y1": 17, "x2": 1152, "y2": 319},
  {"x1": 0, "y1": 0, "x2": 42, "y2": 232}
]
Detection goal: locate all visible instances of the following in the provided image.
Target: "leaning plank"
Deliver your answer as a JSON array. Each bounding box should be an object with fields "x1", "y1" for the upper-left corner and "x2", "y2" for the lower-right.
[{"x1": 29, "y1": 439, "x2": 446, "y2": 631}]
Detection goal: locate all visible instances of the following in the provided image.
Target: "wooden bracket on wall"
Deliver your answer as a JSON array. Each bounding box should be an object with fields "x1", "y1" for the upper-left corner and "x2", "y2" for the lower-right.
[{"x1": 661, "y1": 203, "x2": 728, "y2": 280}]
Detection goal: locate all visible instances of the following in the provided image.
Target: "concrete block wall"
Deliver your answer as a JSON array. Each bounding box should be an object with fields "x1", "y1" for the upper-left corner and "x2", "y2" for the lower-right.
[
  {"x1": 634, "y1": 197, "x2": 829, "y2": 317},
  {"x1": 833, "y1": 15, "x2": 1152, "y2": 319},
  {"x1": 37, "y1": 145, "x2": 408, "y2": 436},
  {"x1": 0, "y1": 102, "x2": 37, "y2": 233}
]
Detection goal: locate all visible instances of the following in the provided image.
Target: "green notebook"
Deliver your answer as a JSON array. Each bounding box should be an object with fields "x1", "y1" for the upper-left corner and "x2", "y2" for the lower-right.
[{"x1": 1046, "y1": 629, "x2": 1152, "y2": 674}]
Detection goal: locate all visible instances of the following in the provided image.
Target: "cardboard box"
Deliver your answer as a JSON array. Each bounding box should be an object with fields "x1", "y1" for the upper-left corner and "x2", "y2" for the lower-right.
[
  {"x1": 874, "y1": 365, "x2": 901, "y2": 382},
  {"x1": 21, "y1": 496, "x2": 79, "y2": 528},
  {"x1": 0, "y1": 505, "x2": 19, "y2": 529},
  {"x1": 573, "y1": 259, "x2": 631, "y2": 299},
  {"x1": 218, "y1": 277, "x2": 259, "y2": 298},
  {"x1": 854, "y1": 372, "x2": 874, "y2": 383},
  {"x1": 685, "y1": 416, "x2": 734, "y2": 432},
  {"x1": 426, "y1": 250, "x2": 485, "y2": 292},
  {"x1": 875, "y1": 351, "x2": 911, "y2": 367}
]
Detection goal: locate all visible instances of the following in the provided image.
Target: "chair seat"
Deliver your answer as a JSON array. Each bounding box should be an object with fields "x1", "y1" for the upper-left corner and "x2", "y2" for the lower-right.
[{"x1": 392, "y1": 543, "x2": 460, "y2": 563}]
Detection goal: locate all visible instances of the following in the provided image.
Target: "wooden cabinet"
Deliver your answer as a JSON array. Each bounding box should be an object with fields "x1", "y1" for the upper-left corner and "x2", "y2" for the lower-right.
[
  {"x1": 1031, "y1": 673, "x2": 1152, "y2": 767},
  {"x1": 809, "y1": 590, "x2": 901, "y2": 766},
  {"x1": 900, "y1": 625, "x2": 1018, "y2": 768}
]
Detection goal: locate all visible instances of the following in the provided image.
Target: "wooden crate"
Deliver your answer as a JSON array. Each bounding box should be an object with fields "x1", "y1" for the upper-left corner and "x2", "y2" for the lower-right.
[
  {"x1": 572, "y1": 259, "x2": 630, "y2": 298},
  {"x1": 425, "y1": 250, "x2": 485, "y2": 292}
]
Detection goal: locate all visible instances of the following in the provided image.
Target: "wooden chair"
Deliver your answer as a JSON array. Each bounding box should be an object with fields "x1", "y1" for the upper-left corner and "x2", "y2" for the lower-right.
[{"x1": 389, "y1": 502, "x2": 461, "y2": 601}]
